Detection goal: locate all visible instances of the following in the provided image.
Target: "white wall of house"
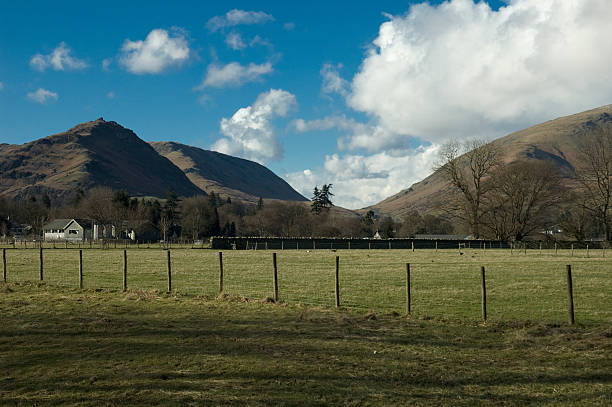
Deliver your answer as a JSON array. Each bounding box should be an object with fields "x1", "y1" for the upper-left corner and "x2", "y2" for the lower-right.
[{"x1": 44, "y1": 231, "x2": 65, "y2": 241}]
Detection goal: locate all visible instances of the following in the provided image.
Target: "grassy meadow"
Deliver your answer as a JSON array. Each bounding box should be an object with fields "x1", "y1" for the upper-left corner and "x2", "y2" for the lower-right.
[
  {"x1": 1, "y1": 248, "x2": 611, "y2": 405},
  {"x1": 1, "y1": 247, "x2": 610, "y2": 324}
]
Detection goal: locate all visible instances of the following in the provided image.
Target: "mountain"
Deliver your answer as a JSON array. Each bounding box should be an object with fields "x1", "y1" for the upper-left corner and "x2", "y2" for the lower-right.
[
  {"x1": 150, "y1": 141, "x2": 307, "y2": 203},
  {"x1": 0, "y1": 118, "x2": 204, "y2": 201},
  {"x1": 367, "y1": 104, "x2": 612, "y2": 219}
]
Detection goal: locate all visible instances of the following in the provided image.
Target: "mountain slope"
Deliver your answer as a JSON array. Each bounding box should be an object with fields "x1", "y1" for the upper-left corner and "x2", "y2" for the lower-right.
[
  {"x1": 150, "y1": 141, "x2": 307, "y2": 203},
  {"x1": 0, "y1": 118, "x2": 204, "y2": 201},
  {"x1": 368, "y1": 104, "x2": 612, "y2": 219}
]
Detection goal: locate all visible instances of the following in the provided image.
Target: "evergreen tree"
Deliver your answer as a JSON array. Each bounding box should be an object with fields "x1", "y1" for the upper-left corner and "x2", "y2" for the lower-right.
[
  {"x1": 320, "y1": 184, "x2": 334, "y2": 208},
  {"x1": 208, "y1": 191, "x2": 218, "y2": 208},
  {"x1": 311, "y1": 186, "x2": 322, "y2": 214},
  {"x1": 257, "y1": 197, "x2": 264, "y2": 211}
]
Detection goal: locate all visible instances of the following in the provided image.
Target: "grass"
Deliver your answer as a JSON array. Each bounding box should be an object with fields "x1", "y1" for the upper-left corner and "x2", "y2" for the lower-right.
[
  {"x1": 1, "y1": 248, "x2": 611, "y2": 324},
  {"x1": 0, "y1": 281, "x2": 611, "y2": 406}
]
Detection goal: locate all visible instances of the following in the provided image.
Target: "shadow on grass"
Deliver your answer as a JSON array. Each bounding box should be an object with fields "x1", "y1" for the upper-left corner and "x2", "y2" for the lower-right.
[{"x1": 1, "y1": 283, "x2": 610, "y2": 406}]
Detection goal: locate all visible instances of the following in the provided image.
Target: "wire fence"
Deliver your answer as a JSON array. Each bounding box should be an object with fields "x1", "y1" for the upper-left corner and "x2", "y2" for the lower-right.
[{"x1": 1, "y1": 247, "x2": 610, "y2": 325}]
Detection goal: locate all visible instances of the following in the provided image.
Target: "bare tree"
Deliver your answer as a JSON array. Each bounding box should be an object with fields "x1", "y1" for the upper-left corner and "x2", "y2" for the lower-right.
[
  {"x1": 483, "y1": 161, "x2": 564, "y2": 241},
  {"x1": 159, "y1": 214, "x2": 171, "y2": 243},
  {"x1": 434, "y1": 139, "x2": 500, "y2": 238},
  {"x1": 576, "y1": 126, "x2": 612, "y2": 240}
]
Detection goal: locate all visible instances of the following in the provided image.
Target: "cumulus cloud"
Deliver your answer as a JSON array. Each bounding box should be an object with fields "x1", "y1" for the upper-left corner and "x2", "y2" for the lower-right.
[
  {"x1": 211, "y1": 89, "x2": 296, "y2": 163},
  {"x1": 225, "y1": 32, "x2": 246, "y2": 50},
  {"x1": 292, "y1": 115, "x2": 405, "y2": 153},
  {"x1": 27, "y1": 88, "x2": 58, "y2": 104},
  {"x1": 197, "y1": 61, "x2": 273, "y2": 89},
  {"x1": 30, "y1": 42, "x2": 88, "y2": 72},
  {"x1": 349, "y1": 0, "x2": 612, "y2": 144},
  {"x1": 119, "y1": 29, "x2": 190, "y2": 74},
  {"x1": 283, "y1": 22, "x2": 295, "y2": 31},
  {"x1": 101, "y1": 58, "x2": 112, "y2": 71},
  {"x1": 285, "y1": 145, "x2": 440, "y2": 209},
  {"x1": 207, "y1": 9, "x2": 274, "y2": 32},
  {"x1": 321, "y1": 63, "x2": 348, "y2": 97}
]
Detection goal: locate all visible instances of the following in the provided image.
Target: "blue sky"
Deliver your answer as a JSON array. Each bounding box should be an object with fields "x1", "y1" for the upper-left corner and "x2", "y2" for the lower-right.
[{"x1": 1, "y1": 0, "x2": 611, "y2": 208}]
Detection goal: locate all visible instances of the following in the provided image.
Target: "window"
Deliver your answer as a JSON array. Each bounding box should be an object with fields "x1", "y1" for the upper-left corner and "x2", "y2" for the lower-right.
[{"x1": 68, "y1": 230, "x2": 78, "y2": 235}]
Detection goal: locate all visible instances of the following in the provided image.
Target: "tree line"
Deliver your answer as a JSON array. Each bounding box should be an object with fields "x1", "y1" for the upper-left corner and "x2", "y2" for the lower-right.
[
  {"x1": 434, "y1": 125, "x2": 611, "y2": 241},
  {"x1": 0, "y1": 183, "x2": 453, "y2": 242}
]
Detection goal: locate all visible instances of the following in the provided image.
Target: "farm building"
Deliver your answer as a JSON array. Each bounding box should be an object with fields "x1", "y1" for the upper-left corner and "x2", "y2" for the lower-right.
[{"x1": 43, "y1": 219, "x2": 93, "y2": 242}]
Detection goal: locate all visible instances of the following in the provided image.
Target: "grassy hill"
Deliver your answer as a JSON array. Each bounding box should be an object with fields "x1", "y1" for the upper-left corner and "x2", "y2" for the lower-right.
[
  {"x1": 150, "y1": 141, "x2": 307, "y2": 203},
  {"x1": 368, "y1": 105, "x2": 612, "y2": 219},
  {"x1": 0, "y1": 118, "x2": 204, "y2": 201}
]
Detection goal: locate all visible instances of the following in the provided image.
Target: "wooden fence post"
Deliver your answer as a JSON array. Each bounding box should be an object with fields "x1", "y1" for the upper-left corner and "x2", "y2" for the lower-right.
[
  {"x1": 539, "y1": 242, "x2": 542, "y2": 255},
  {"x1": 412, "y1": 241, "x2": 415, "y2": 252},
  {"x1": 586, "y1": 245, "x2": 589, "y2": 258},
  {"x1": 435, "y1": 241, "x2": 438, "y2": 253},
  {"x1": 272, "y1": 252, "x2": 278, "y2": 302},
  {"x1": 406, "y1": 263, "x2": 411, "y2": 316},
  {"x1": 39, "y1": 247, "x2": 43, "y2": 281},
  {"x1": 566, "y1": 265, "x2": 574, "y2": 325},
  {"x1": 167, "y1": 250, "x2": 172, "y2": 292},
  {"x1": 122, "y1": 249, "x2": 127, "y2": 291},
  {"x1": 335, "y1": 256, "x2": 340, "y2": 308},
  {"x1": 524, "y1": 243, "x2": 527, "y2": 255},
  {"x1": 481, "y1": 266, "x2": 487, "y2": 322},
  {"x1": 2, "y1": 248, "x2": 6, "y2": 283},
  {"x1": 571, "y1": 243, "x2": 574, "y2": 257},
  {"x1": 79, "y1": 250, "x2": 83, "y2": 289},
  {"x1": 218, "y1": 252, "x2": 224, "y2": 295}
]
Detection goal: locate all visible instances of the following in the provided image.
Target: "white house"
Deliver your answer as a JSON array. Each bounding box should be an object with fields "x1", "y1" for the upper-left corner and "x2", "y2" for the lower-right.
[{"x1": 43, "y1": 219, "x2": 90, "y2": 242}]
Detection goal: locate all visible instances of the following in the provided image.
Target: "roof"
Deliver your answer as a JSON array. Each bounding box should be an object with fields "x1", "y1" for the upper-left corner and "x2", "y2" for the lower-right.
[
  {"x1": 43, "y1": 219, "x2": 73, "y2": 230},
  {"x1": 43, "y1": 218, "x2": 90, "y2": 231}
]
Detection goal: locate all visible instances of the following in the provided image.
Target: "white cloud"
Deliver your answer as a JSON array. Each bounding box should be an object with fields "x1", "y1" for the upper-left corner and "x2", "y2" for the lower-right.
[
  {"x1": 27, "y1": 88, "x2": 58, "y2": 104},
  {"x1": 207, "y1": 9, "x2": 274, "y2": 32},
  {"x1": 197, "y1": 61, "x2": 273, "y2": 89},
  {"x1": 292, "y1": 115, "x2": 405, "y2": 153},
  {"x1": 119, "y1": 29, "x2": 190, "y2": 74},
  {"x1": 102, "y1": 58, "x2": 112, "y2": 71},
  {"x1": 321, "y1": 63, "x2": 348, "y2": 97},
  {"x1": 225, "y1": 32, "x2": 246, "y2": 50},
  {"x1": 107, "y1": 91, "x2": 115, "y2": 99},
  {"x1": 283, "y1": 22, "x2": 295, "y2": 31},
  {"x1": 29, "y1": 42, "x2": 88, "y2": 72},
  {"x1": 285, "y1": 145, "x2": 440, "y2": 209},
  {"x1": 349, "y1": 0, "x2": 612, "y2": 144},
  {"x1": 211, "y1": 89, "x2": 296, "y2": 164},
  {"x1": 250, "y1": 35, "x2": 272, "y2": 48}
]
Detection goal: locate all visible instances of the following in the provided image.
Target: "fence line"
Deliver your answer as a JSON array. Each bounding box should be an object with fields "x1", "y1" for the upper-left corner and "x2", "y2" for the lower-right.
[{"x1": 1, "y1": 247, "x2": 609, "y2": 325}]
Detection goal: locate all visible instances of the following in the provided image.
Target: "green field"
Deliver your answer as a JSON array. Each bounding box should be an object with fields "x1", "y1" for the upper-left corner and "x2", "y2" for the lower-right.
[
  {"x1": 0, "y1": 280, "x2": 610, "y2": 405},
  {"x1": 1, "y1": 248, "x2": 611, "y2": 405},
  {"x1": 1, "y1": 248, "x2": 610, "y2": 324}
]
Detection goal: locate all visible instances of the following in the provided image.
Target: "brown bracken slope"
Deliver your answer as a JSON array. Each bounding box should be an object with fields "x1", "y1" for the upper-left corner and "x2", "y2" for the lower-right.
[
  {"x1": 150, "y1": 141, "x2": 307, "y2": 203},
  {"x1": 366, "y1": 104, "x2": 612, "y2": 219},
  {"x1": 0, "y1": 118, "x2": 204, "y2": 201}
]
